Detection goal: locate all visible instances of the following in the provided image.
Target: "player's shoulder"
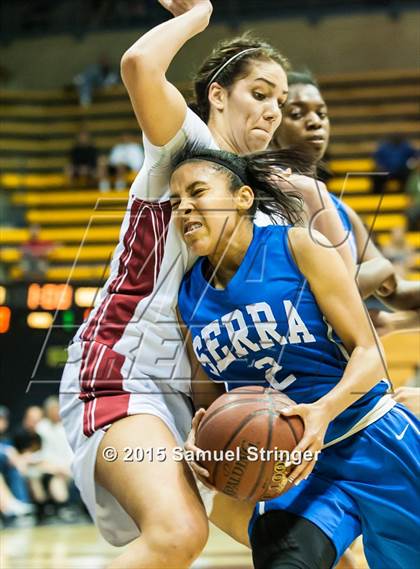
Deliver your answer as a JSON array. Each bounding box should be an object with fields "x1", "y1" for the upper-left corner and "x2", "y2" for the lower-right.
[{"x1": 287, "y1": 226, "x2": 333, "y2": 269}]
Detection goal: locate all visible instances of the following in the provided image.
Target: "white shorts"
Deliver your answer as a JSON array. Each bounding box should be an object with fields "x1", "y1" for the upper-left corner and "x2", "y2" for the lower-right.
[{"x1": 60, "y1": 341, "x2": 194, "y2": 546}]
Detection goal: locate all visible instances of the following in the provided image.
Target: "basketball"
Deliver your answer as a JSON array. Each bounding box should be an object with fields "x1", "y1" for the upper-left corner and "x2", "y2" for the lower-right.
[{"x1": 195, "y1": 386, "x2": 304, "y2": 501}]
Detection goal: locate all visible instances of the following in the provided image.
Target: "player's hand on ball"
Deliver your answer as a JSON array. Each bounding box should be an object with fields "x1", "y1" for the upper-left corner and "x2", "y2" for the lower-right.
[
  {"x1": 158, "y1": 0, "x2": 213, "y2": 18},
  {"x1": 281, "y1": 402, "x2": 330, "y2": 486},
  {"x1": 185, "y1": 408, "x2": 216, "y2": 490}
]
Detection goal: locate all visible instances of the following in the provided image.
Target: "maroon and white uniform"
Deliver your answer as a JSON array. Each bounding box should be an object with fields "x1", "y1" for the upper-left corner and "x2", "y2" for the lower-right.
[
  {"x1": 60, "y1": 108, "x2": 277, "y2": 545},
  {"x1": 60, "y1": 109, "x2": 216, "y2": 545}
]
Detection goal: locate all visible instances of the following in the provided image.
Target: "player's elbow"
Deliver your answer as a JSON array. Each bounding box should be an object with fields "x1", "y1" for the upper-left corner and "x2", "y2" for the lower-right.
[{"x1": 120, "y1": 48, "x2": 150, "y2": 83}]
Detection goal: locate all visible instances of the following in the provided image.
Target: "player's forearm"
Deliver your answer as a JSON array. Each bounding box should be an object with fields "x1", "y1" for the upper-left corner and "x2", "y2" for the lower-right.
[
  {"x1": 356, "y1": 257, "x2": 395, "y2": 299},
  {"x1": 316, "y1": 344, "x2": 386, "y2": 421},
  {"x1": 121, "y1": 5, "x2": 211, "y2": 77}
]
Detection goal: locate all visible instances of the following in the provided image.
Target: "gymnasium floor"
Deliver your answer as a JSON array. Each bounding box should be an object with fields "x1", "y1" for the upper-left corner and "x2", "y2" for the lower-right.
[
  {"x1": 1, "y1": 523, "x2": 252, "y2": 569},
  {"x1": 1, "y1": 522, "x2": 369, "y2": 568}
]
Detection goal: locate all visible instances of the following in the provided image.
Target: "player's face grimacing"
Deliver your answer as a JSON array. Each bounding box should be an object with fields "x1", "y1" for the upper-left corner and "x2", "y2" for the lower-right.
[
  {"x1": 170, "y1": 161, "x2": 254, "y2": 256},
  {"x1": 210, "y1": 60, "x2": 288, "y2": 154},
  {"x1": 273, "y1": 83, "x2": 330, "y2": 161}
]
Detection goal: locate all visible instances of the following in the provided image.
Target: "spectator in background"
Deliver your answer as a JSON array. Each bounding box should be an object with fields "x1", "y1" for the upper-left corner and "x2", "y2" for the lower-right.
[
  {"x1": 20, "y1": 225, "x2": 55, "y2": 281},
  {"x1": 0, "y1": 474, "x2": 33, "y2": 520},
  {"x1": 22, "y1": 406, "x2": 43, "y2": 435},
  {"x1": 98, "y1": 133, "x2": 144, "y2": 191},
  {"x1": 0, "y1": 406, "x2": 12, "y2": 446},
  {"x1": 36, "y1": 397, "x2": 73, "y2": 475},
  {"x1": 73, "y1": 54, "x2": 119, "y2": 107},
  {"x1": 0, "y1": 406, "x2": 33, "y2": 519},
  {"x1": 35, "y1": 397, "x2": 73, "y2": 507},
  {"x1": 373, "y1": 134, "x2": 417, "y2": 194},
  {"x1": 65, "y1": 130, "x2": 98, "y2": 185},
  {"x1": 405, "y1": 156, "x2": 420, "y2": 231},
  {"x1": 382, "y1": 226, "x2": 414, "y2": 278}
]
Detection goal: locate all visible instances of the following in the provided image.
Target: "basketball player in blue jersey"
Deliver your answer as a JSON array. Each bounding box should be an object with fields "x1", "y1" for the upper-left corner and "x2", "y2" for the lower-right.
[
  {"x1": 273, "y1": 71, "x2": 420, "y2": 326},
  {"x1": 273, "y1": 72, "x2": 420, "y2": 431},
  {"x1": 171, "y1": 146, "x2": 419, "y2": 569}
]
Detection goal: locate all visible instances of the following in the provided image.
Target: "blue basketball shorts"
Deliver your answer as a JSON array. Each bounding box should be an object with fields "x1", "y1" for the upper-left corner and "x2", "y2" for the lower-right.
[{"x1": 249, "y1": 404, "x2": 420, "y2": 568}]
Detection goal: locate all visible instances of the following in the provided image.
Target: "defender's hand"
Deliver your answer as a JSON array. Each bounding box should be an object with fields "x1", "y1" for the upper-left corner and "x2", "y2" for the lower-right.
[
  {"x1": 158, "y1": 0, "x2": 213, "y2": 18},
  {"x1": 185, "y1": 408, "x2": 216, "y2": 490}
]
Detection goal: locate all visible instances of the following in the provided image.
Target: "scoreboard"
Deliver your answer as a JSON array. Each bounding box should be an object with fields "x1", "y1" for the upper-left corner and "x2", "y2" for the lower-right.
[{"x1": 0, "y1": 283, "x2": 97, "y2": 333}]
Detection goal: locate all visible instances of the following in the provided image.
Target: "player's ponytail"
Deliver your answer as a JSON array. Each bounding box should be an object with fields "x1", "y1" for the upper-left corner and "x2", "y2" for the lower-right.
[
  {"x1": 241, "y1": 148, "x2": 312, "y2": 224},
  {"x1": 172, "y1": 145, "x2": 315, "y2": 225}
]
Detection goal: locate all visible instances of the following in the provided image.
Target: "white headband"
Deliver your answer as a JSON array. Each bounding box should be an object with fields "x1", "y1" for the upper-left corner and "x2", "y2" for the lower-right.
[{"x1": 206, "y1": 47, "x2": 259, "y2": 91}]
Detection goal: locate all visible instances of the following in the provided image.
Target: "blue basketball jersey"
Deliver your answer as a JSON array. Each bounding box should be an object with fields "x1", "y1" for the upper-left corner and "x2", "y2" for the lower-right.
[
  {"x1": 178, "y1": 224, "x2": 388, "y2": 444},
  {"x1": 329, "y1": 193, "x2": 358, "y2": 262}
]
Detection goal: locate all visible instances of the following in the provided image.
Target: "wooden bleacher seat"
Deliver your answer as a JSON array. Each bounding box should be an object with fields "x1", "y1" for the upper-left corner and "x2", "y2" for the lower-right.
[
  {"x1": 0, "y1": 244, "x2": 115, "y2": 263},
  {"x1": 1, "y1": 69, "x2": 419, "y2": 287},
  {"x1": 12, "y1": 189, "x2": 129, "y2": 207},
  {"x1": 362, "y1": 213, "x2": 407, "y2": 231},
  {"x1": 342, "y1": 194, "x2": 409, "y2": 212},
  {"x1": 10, "y1": 264, "x2": 111, "y2": 282},
  {"x1": 328, "y1": 177, "x2": 371, "y2": 193},
  {"x1": 26, "y1": 209, "x2": 125, "y2": 225},
  {"x1": 329, "y1": 158, "x2": 375, "y2": 173},
  {"x1": 1, "y1": 226, "x2": 120, "y2": 244},
  {"x1": 377, "y1": 232, "x2": 420, "y2": 248}
]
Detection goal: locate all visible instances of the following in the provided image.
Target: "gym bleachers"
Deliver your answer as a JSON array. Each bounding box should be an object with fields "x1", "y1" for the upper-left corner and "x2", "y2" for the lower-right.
[{"x1": 1, "y1": 70, "x2": 419, "y2": 285}]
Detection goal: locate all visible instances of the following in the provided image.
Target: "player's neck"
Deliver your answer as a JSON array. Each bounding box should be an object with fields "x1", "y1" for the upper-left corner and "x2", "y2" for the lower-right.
[
  {"x1": 207, "y1": 221, "x2": 254, "y2": 289},
  {"x1": 208, "y1": 120, "x2": 240, "y2": 155}
]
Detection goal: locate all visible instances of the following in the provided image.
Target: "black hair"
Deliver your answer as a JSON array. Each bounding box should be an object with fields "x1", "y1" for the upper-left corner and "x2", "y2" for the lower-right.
[
  {"x1": 171, "y1": 144, "x2": 316, "y2": 225},
  {"x1": 287, "y1": 69, "x2": 319, "y2": 88},
  {"x1": 191, "y1": 32, "x2": 289, "y2": 123},
  {"x1": 13, "y1": 429, "x2": 42, "y2": 453}
]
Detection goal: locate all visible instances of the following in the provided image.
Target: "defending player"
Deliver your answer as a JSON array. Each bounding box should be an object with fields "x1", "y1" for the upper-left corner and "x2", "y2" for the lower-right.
[
  {"x1": 173, "y1": 146, "x2": 419, "y2": 569},
  {"x1": 273, "y1": 70, "x2": 420, "y2": 325},
  {"x1": 59, "y1": 1, "x2": 305, "y2": 567}
]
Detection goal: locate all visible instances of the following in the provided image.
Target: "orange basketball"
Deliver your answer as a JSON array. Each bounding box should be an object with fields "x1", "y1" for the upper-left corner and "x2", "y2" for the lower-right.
[{"x1": 196, "y1": 386, "x2": 304, "y2": 501}]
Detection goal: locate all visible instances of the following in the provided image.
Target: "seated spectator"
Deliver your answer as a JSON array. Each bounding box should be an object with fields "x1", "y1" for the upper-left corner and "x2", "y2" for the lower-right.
[
  {"x1": 36, "y1": 397, "x2": 73, "y2": 475},
  {"x1": 0, "y1": 474, "x2": 33, "y2": 520},
  {"x1": 73, "y1": 54, "x2": 119, "y2": 107},
  {"x1": 98, "y1": 133, "x2": 144, "y2": 191},
  {"x1": 33, "y1": 397, "x2": 73, "y2": 516},
  {"x1": 0, "y1": 406, "x2": 33, "y2": 518},
  {"x1": 372, "y1": 134, "x2": 417, "y2": 194},
  {"x1": 405, "y1": 157, "x2": 420, "y2": 231},
  {"x1": 20, "y1": 225, "x2": 55, "y2": 281},
  {"x1": 22, "y1": 406, "x2": 43, "y2": 434},
  {"x1": 382, "y1": 226, "x2": 414, "y2": 278},
  {"x1": 65, "y1": 130, "x2": 98, "y2": 185}
]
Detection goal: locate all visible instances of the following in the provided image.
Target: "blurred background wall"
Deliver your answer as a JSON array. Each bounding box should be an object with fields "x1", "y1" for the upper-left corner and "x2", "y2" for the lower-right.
[{"x1": 1, "y1": 9, "x2": 419, "y2": 89}]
